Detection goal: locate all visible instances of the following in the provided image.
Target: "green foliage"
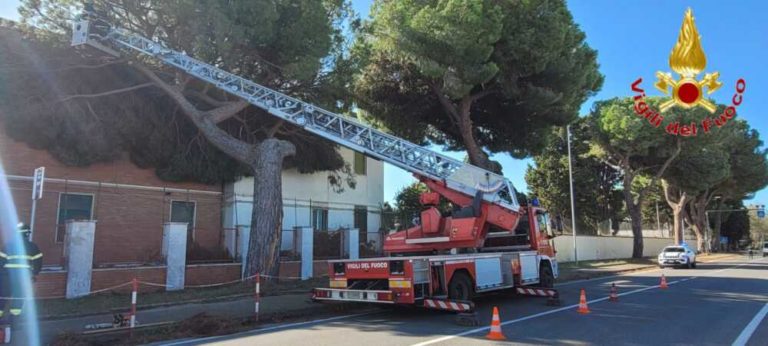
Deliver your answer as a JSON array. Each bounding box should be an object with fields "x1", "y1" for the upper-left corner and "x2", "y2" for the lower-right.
[
  {"x1": 353, "y1": 0, "x2": 603, "y2": 162},
  {"x1": 588, "y1": 97, "x2": 679, "y2": 171},
  {"x1": 2, "y1": 0, "x2": 357, "y2": 184},
  {"x1": 706, "y1": 120, "x2": 768, "y2": 201},
  {"x1": 526, "y1": 119, "x2": 623, "y2": 235},
  {"x1": 721, "y1": 202, "x2": 750, "y2": 244},
  {"x1": 659, "y1": 105, "x2": 734, "y2": 198},
  {"x1": 637, "y1": 179, "x2": 673, "y2": 227}
]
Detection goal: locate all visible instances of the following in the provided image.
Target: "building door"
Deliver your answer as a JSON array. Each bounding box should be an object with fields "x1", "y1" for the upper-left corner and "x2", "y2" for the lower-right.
[{"x1": 354, "y1": 205, "x2": 368, "y2": 249}]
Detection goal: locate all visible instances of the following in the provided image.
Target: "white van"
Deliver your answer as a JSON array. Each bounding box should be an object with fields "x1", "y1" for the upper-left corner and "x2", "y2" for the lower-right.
[{"x1": 763, "y1": 241, "x2": 768, "y2": 257}]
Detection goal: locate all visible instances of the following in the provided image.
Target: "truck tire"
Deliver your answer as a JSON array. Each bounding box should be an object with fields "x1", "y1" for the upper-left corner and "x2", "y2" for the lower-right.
[
  {"x1": 447, "y1": 272, "x2": 474, "y2": 301},
  {"x1": 539, "y1": 263, "x2": 555, "y2": 288}
]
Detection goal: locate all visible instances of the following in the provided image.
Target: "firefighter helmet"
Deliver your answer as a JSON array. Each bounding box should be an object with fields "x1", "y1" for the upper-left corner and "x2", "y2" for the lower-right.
[{"x1": 17, "y1": 222, "x2": 31, "y2": 234}]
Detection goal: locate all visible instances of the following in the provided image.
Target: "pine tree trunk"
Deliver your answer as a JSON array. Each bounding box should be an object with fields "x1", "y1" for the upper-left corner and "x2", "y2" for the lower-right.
[
  {"x1": 690, "y1": 197, "x2": 709, "y2": 253},
  {"x1": 457, "y1": 102, "x2": 494, "y2": 172},
  {"x1": 672, "y1": 207, "x2": 684, "y2": 245},
  {"x1": 245, "y1": 138, "x2": 296, "y2": 279},
  {"x1": 622, "y1": 182, "x2": 644, "y2": 258}
]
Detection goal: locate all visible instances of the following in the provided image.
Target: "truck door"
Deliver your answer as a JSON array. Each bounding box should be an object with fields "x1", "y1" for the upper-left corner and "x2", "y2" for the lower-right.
[{"x1": 529, "y1": 208, "x2": 555, "y2": 258}]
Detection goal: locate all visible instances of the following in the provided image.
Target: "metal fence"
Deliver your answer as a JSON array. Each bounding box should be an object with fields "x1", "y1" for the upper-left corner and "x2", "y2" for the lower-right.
[{"x1": 278, "y1": 228, "x2": 386, "y2": 260}]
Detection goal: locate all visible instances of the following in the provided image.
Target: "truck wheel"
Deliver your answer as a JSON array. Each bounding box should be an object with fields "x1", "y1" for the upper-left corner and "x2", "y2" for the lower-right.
[
  {"x1": 691, "y1": 261, "x2": 697, "y2": 268},
  {"x1": 447, "y1": 272, "x2": 474, "y2": 301},
  {"x1": 539, "y1": 263, "x2": 555, "y2": 288}
]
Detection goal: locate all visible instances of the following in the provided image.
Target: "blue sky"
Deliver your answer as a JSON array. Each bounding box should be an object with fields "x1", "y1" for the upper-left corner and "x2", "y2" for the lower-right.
[{"x1": 2, "y1": 1, "x2": 767, "y2": 206}]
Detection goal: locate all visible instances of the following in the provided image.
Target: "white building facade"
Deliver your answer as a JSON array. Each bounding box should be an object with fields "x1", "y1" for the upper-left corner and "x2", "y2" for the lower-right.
[{"x1": 222, "y1": 148, "x2": 384, "y2": 258}]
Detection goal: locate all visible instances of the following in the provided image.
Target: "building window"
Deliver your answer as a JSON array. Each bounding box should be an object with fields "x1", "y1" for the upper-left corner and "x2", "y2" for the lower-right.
[
  {"x1": 56, "y1": 193, "x2": 94, "y2": 243},
  {"x1": 312, "y1": 208, "x2": 328, "y2": 231},
  {"x1": 354, "y1": 205, "x2": 368, "y2": 234},
  {"x1": 171, "y1": 201, "x2": 196, "y2": 240},
  {"x1": 354, "y1": 151, "x2": 367, "y2": 176}
]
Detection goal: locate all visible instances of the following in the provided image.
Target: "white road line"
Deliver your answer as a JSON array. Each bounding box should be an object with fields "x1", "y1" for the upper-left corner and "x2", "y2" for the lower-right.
[
  {"x1": 161, "y1": 311, "x2": 377, "y2": 346},
  {"x1": 412, "y1": 258, "x2": 765, "y2": 346},
  {"x1": 411, "y1": 282, "x2": 670, "y2": 346},
  {"x1": 732, "y1": 303, "x2": 768, "y2": 346}
]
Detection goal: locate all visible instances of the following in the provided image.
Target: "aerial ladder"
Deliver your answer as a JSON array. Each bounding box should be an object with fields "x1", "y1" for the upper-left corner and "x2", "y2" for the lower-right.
[{"x1": 71, "y1": 11, "x2": 558, "y2": 311}]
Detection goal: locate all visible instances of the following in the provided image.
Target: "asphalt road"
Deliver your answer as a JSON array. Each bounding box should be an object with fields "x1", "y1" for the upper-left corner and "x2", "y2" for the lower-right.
[{"x1": 163, "y1": 256, "x2": 768, "y2": 346}]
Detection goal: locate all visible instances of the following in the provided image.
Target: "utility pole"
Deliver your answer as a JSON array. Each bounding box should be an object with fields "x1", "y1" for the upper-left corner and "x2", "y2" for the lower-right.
[
  {"x1": 567, "y1": 125, "x2": 578, "y2": 264},
  {"x1": 705, "y1": 210, "x2": 711, "y2": 253}
]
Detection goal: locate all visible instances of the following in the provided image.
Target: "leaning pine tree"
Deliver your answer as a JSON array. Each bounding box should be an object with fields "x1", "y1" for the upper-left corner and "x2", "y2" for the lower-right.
[{"x1": 5, "y1": 0, "x2": 357, "y2": 277}]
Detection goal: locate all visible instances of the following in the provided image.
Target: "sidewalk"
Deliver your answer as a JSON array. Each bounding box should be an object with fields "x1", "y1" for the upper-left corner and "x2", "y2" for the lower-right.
[{"x1": 16, "y1": 253, "x2": 741, "y2": 345}]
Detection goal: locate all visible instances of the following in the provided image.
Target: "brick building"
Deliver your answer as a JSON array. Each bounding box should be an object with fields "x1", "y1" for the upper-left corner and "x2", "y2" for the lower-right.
[
  {"x1": 0, "y1": 122, "x2": 383, "y2": 296},
  {"x1": 0, "y1": 128, "x2": 225, "y2": 268}
]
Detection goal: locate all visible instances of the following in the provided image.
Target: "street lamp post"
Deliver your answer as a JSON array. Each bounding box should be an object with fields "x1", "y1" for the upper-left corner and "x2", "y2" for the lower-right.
[
  {"x1": 705, "y1": 210, "x2": 711, "y2": 253},
  {"x1": 566, "y1": 125, "x2": 578, "y2": 264}
]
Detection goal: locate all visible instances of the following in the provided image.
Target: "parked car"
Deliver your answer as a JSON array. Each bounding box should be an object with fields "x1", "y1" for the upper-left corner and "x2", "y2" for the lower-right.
[
  {"x1": 657, "y1": 244, "x2": 697, "y2": 268},
  {"x1": 763, "y1": 241, "x2": 768, "y2": 257}
]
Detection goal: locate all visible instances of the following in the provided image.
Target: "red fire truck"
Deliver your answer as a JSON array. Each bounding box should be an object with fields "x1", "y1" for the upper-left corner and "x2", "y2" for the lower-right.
[{"x1": 312, "y1": 198, "x2": 558, "y2": 311}]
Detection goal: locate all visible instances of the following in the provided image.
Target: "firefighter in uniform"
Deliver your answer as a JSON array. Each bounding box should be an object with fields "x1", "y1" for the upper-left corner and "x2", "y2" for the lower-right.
[{"x1": 0, "y1": 223, "x2": 43, "y2": 321}]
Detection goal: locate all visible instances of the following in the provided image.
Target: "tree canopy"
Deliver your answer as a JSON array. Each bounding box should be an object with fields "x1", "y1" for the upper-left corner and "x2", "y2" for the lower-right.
[
  {"x1": 1, "y1": 0, "x2": 356, "y2": 185},
  {"x1": 6, "y1": 0, "x2": 357, "y2": 276},
  {"x1": 352, "y1": 0, "x2": 603, "y2": 171},
  {"x1": 587, "y1": 97, "x2": 682, "y2": 257}
]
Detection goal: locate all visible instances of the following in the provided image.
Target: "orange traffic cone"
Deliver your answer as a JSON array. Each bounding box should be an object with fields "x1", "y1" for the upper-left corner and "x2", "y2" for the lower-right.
[
  {"x1": 609, "y1": 283, "x2": 618, "y2": 302},
  {"x1": 659, "y1": 274, "x2": 669, "y2": 289},
  {"x1": 485, "y1": 306, "x2": 507, "y2": 341},
  {"x1": 577, "y1": 288, "x2": 591, "y2": 314}
]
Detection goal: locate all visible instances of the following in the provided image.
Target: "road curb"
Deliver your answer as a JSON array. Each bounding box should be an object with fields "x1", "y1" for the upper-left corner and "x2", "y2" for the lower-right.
[
  {"x1": 63, "y1": 303, "x2": 374, "y2": 345},
  {"x1": 38, "y1": 289, "x2": 314, "y2": 321}
]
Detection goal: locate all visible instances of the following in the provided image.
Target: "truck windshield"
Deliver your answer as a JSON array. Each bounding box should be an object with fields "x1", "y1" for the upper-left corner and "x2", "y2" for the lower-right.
[{"x1": 764, "y1": 242, "x2": 768, "y2": 249}]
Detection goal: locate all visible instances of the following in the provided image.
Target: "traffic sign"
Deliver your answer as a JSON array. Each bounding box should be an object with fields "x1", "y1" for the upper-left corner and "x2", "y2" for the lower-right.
[{"x1": 32, "y1": 167, "x2": 45, "y2": 200}]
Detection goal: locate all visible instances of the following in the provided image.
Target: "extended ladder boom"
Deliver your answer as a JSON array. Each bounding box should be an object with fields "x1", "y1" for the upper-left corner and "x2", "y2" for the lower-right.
[{"x1": 71, "y1": 17, "x2": 519, "y2": 212}]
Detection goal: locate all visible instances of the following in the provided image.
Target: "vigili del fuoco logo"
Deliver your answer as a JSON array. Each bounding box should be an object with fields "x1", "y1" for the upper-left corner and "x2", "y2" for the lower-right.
[{"x1": 631, "y1": 8, "x2": 746, "y2": 136}]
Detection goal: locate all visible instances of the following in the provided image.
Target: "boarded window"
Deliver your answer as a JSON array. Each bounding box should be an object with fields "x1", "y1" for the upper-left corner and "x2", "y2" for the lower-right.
[
  {"x1": 56, "y1": 193, "x2": 94, "y2": 243},
  {"x1": 171, "y1": 201, "x2": 196, "y2": 240}
]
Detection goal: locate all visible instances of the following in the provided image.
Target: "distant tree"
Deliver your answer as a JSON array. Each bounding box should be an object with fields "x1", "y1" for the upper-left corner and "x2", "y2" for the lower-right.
[
  {"x1": 748, "y1": 208, "x2": 768, "y2": 248},
  {"x1": 526, "y1": 119, "x2": 623, "y2": 235},
  {"x1": 686, "y1": 120, "x2": 768, "y2": 250},
  {"x1": 587, "y1": 97, "x2": 681, "y2": 258},
  {"x1": 353, "y1": 0, "x2": 602, "y2": 171},
  {"x1": 394, "y1": 182, "x2": 450, "y2": 227},
  {"x1": 721, "y1": 201, "x2": 750, "y2": 249},
  {"x1": 661, "y1": 118, "x2": 768, "y2": 252},
  {"x1": 638, "y1": 180, "x2": 673, "y2": 232}
]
